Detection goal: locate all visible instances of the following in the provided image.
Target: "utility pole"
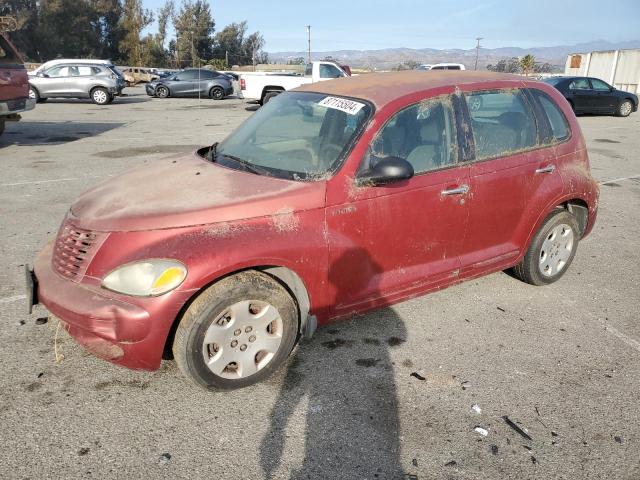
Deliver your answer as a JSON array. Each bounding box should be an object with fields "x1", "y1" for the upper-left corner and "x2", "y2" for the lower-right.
[
  {"x1": 474, "y1": 37, "x2": 483, "y2": 70},
  {"x1": 225, "y1": 50, "x2": 229, "y2": 67},
  {"x1": 306, "y1": 25, "x2": 311, "y2": 64}
]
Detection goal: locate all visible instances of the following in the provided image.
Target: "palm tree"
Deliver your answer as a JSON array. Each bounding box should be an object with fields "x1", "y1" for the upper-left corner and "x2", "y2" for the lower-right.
[{"x1": 520, "y1": 54, "x2": 536, "y2": 77}]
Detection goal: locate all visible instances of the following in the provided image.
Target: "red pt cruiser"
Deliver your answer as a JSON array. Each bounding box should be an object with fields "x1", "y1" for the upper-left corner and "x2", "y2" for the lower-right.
[{"x1": 29, "y1": 72, "x2": 599, "y2": 390}]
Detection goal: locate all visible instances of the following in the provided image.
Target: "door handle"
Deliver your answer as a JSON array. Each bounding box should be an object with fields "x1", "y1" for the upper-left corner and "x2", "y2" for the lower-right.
[
  {"x1": 441, "y1": 184, "x2": 469, "y2": 196},
  {"x1": 535, "y1": 165, "x2": 555, "y2": 174}
]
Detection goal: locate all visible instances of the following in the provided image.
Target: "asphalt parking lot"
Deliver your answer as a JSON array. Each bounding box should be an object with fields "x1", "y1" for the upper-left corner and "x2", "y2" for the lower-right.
[{"x1": 1, "y1": 85, "x2": 639, "y2": 479}]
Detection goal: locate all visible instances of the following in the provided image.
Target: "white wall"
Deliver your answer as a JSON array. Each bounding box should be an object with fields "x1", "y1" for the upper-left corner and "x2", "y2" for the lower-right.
[{"x1": 565, "y1": 49, "x2": 640, "y2": 94}]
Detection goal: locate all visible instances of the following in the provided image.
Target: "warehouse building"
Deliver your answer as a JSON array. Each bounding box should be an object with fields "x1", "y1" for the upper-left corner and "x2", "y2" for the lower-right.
[{"x1": 564, "y1": 48, "x2": 640, "y2": 94}]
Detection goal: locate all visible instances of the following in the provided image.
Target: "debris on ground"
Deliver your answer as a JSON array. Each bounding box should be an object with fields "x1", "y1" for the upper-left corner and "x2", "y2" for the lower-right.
[
  {"x1": 460, "y1": 380, "x2": 470, "y2": 390},
  {"x1": 35, "y1": 317, "x2": 49, "y2": 325},
  {"x1": 497, "y1": 306, "x2": 506, "y2": 312},
  {"x1": 531, "y1": 456, "x2": 538, "y2": 465},
  {"x1": 37, "y1": 372, "x2": 44, "y2": 378},
  {"x1": 474, "y1": 426, "x2": 489, "y2": 436},
  {"x1": 444, "y1": 460, "x2": 457, "y2": 467},
  {"x1": 490, "y1": 444, "x2": 499, "y2": 455},
  {"x1": 503, "y1": 415, "x2": 532, "y2": 441},
  {"x1": 410, "y1": 372, "x2": 426, "y2": 381},
  {"x1": 412, "y1": 458, "x2": 418, "y2": 467},
  {"x1": 78, "y1": 447, "x2": 90, "y2": 456},
  {"x1": 15, "y1": 319, "x2": 25, "y2": 326},
  {"x1": 614, "y1": 436, "x2": 624, "y2": 444},
  {"x1": 158, "y1": 453, "x2": 172, "y2": 465},
  {"x1": 472, "y1": 404, "x2": 482, "y2": 414}
]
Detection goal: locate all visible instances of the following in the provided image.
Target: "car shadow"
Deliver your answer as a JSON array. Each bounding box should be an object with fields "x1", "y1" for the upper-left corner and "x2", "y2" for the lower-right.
[
  {"x1": 260, "y1": 248, "x2": 407, "y2": 479},
  {"x1": 0, "y1": 121, "x2": 125, "y2": 147},
  {"x1": 39, "y1": 96, "x2": 150, "y2": 105}
]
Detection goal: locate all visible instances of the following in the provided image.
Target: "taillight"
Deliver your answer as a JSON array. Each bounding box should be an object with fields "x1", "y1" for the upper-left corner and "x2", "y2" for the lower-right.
[{"x1": 240, "y1": 78, "x2": 246, "y2": 90}]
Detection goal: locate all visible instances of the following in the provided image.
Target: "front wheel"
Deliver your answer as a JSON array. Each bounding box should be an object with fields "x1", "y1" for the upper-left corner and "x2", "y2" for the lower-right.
[
  {"x1": 91, "y1": 87, "x2": 110, "y2": 105},
  {"x1": 173, "y1": 271, "x2": 299, "y2": 391},
  {"x1": 156, "y1": 85, "x2": 169, "y2": 98},
  {"x1": 512, "y1": 210, "x2": 580, "y2": 286},
  {"x1": 210, "y1": 86, "x2": 224, "y2": 100},
  {"x1": 616, "y1": 100, "x2": 633, "y2": 117}
]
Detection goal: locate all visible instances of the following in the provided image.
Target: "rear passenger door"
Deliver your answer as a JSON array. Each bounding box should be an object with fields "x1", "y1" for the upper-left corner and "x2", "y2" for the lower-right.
[
  {"x1": 459, "y1": 88, "x2": 551, "y2": 272},
  {"x1": 568, "y1": 78, "x2": 593, "y2": 112}
]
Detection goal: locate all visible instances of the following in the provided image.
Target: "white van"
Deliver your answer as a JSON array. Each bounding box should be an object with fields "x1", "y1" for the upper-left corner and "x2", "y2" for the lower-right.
[{"x1": 429, "y1": 63, "x2": 466, "y2": 70}]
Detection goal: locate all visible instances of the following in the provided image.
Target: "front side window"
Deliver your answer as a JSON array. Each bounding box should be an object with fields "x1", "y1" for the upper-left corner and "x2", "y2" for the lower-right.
[
  {"x1": 367, "y1": 96, "x2": 458, "y2": 174},
  {"x1": 465, "y1": 89, "x2": 538, "y2": 160},
  {"x1": 590, "y1": 78, "x2": 611, "y2": 91},
  {"x1": 216, "y1": 92, "x2": 372, "y2": 180},
  {"x1": 176, "y1": 70, "x2": 198, "y2": 81},
  {"x1": 569, "y1": 78, "x2": 590, "y2": 90},
  {"x1": 530, "y1": 89, "x2": 570, "y2": 142},
  {"x1": 46, "y1": 66, "x2": 70, "y2": 77},
  {"x1": 319, "y1": 64, "x2": 344, "y2": 79}
]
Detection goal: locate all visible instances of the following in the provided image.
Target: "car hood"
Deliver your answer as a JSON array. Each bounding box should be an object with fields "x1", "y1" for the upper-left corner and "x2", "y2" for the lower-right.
[{"x1": 70, "y1": 151, "x2": 327, "y2": 232}]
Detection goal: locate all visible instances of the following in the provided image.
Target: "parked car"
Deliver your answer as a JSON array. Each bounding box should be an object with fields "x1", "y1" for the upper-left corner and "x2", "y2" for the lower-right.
[
  {"x1": 121, "y1": 67, "x2": 159, "y2": 85},
  {"x1": 29, "y1": 62, "x2": 125, "y2": 105},
  {"x1": 544, "y1": 76, "x2": 638, "y2": 117},
  {"x1": 240, "y1": 61, "x2": 349, "y2": 104},
  {"x1": 416, "y1": 64, "x2": 433, "y2": 70},
  {"x1": 430, "y1": 63, "x2": 466, "y2": 70},
  {"x1": 0, "y1": 20, "x2": 35, "y2": 136},
  {"x1": 145, "y1": 68, "x2": 233, "y2": 100},
  {"x1": 29, "y1": 71, "x2": 599, "y2": 390}
]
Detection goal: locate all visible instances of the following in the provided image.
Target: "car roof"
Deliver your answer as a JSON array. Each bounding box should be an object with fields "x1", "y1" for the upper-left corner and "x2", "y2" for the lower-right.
[{"x1": 294, "y1": 70, "x2": 525, "y2": 108}]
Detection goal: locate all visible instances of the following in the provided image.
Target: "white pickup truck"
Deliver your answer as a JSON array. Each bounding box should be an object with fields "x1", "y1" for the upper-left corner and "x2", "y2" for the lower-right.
[{"x1": 240, "y1": 61, "x2": 349, "y2": 104}]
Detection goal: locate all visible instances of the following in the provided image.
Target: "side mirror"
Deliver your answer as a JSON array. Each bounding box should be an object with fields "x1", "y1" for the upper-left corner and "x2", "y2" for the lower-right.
[
  {"x1": 357, "y1": 156, "x2": 414, "y2": 187},
  {"x1": 38, "y1": 72, "x2": 49, "y2": 78}
]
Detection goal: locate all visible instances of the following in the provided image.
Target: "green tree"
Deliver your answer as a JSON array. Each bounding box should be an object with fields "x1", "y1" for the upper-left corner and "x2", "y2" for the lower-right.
[
  {"x1": 287, "y1": 57, "x2": 305, "y2": 65},
  {"x1": 0, "y1": 0, "x2": 39, "y2": 60},
  {"x1": 118, "y1": 0, "x2": 153, "y2": 65},
  {"x1": 520, "y1": 54, "x2": 535, "y2": 76},
  {"x1": 213, "y1": 21, "x2": 247, "y2": 65},
  {"x1": 242, "y1": 31, "x2": 267, "y2": 65},
  {"x1": 173, "y1": 0, "x2": 215, "y2": 67}
]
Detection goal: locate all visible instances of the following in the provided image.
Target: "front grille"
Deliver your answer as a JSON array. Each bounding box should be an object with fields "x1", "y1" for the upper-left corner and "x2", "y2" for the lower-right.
[{"x1": 52, "y1": 221, "x2": 102, "y2": 282}]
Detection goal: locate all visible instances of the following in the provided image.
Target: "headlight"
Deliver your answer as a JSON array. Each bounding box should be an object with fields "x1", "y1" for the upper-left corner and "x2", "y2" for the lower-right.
[{"x1": 102, "y1": 260, "x2": 187, "y2": 297}]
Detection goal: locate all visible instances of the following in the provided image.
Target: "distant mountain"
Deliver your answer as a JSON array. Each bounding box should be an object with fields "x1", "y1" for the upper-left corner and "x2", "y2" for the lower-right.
[{"x1": 268, "y1": 40, "x2": 640, "y2": 70}]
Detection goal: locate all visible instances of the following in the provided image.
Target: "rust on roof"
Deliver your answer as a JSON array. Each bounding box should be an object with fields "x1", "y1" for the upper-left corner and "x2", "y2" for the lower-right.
[{"x1": 294, "y1": 71, "x2": 525, "y2": 107}]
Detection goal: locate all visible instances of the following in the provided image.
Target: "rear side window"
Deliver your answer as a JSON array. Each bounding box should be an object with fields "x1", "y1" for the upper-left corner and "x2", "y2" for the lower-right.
[
  {"x1": 319, "y1": 64, "x2": 344, "y2": 79},
  {"x1": 465, "y1": 89, "x2": 538, "y2": 160},
  {"x1": 530, "y1": 90, "x2": 570, "y2": 142},
  {"x1": 0, "y1": 35, "x2": 20, "y2": 64},
  {"x1": 569, "y1": 78, "x2": 590, "y2": 90}
]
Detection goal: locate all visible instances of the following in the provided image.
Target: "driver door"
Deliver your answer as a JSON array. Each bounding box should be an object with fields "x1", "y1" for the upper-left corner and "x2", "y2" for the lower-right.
[{"x1": 325, "y1": 95, "x2": 470, "y2": 314}]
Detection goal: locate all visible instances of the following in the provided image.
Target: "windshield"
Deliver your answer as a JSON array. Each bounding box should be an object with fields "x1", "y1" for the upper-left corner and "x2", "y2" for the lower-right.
[{"x1": 216, "y1": 92, "x2": 372, "y2": 180}]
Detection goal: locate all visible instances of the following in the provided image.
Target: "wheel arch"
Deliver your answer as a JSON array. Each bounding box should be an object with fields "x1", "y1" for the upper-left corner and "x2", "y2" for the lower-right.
[
  {"x1": 162, "y1": 264, "x2": 314, "y2": 360},
  {"x1": 260, "y1": 86, "x2": 284, "y2": 102}
]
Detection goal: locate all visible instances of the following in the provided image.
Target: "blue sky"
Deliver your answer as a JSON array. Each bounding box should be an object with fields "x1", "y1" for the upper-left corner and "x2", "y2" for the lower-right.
[{"x1": 144, "y1": 0, "x2": 640, "y2": 52}]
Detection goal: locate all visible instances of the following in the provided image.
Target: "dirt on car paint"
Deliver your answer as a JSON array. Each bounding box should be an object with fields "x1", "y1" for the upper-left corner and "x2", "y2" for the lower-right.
[
  {"x1": 271, "y1": 207, "x2": 300, "y2": 232},
  {"x1": 94, "y1": 145, "x2": 201, "y2": 158}
]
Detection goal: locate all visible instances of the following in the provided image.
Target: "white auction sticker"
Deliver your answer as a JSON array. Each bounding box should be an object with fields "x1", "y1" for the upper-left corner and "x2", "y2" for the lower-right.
[{"x1": 318, "y1": 96, "x2": 365, "y2": 115}]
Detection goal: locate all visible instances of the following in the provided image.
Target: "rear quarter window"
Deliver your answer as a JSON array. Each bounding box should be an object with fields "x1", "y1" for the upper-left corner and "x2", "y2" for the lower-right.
[
  {"x1": 530, "y1": 89, "x2": 570, "y2": 142},
  {"x1": 465, "y1": 89, "x2": 538, "y2": 160}
]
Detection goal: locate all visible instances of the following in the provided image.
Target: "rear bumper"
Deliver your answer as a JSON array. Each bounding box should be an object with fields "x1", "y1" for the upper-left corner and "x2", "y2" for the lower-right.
[
  {"x1": 0, "y1": 97, "x2": 35, "y2": 116},
  {"x1": 33, "y1": 242, "x2": 192, "y2": 370}
]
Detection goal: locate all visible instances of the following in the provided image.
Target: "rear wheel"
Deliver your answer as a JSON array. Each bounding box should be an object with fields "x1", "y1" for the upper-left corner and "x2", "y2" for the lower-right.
[
  {"x1": 156, "y1": 85, "x2": 169, "y2": 98},
  {"x1": 91, "y1": 87, "x2": 110, "y2": 105},
  {"x1": 173, "y1": 271, "x2": 299, "y2": 390},
  {"x1": 29, "y1": 86, "x2": 47, "y2": 103},
  {"x1": 512, "y1": 210, "x2": 579, "y2": 286},
  {"x1": 616, "y1": 99, "x2": 633, "y2": 117},
  {"x1": 262, "y1": 91, "x2": 281, "y2": 105},
  {"x1": 210, "y1": 86, "x2": 224, "y2": 100}
]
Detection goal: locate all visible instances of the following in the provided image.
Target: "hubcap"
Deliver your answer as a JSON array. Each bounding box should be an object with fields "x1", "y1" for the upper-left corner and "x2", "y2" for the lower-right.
[
  {"x1": 621, "y1": 101, "x2": 632, "y2": 116},
  {"x1": 158, "y1": 87, "x2": 168, "y2": 97},
  {"x1": 29, "y1": 88, "x2": 36, "y2": 99},
  {"x1": 539, "y1": 223, "x2": 574, "y2": 277},
  {"x1": 94, "y1": 90, "x2": 107, "y2": 103},
  {"x1": 202, "y1": 300, "x2": 283, "y2": 379}
]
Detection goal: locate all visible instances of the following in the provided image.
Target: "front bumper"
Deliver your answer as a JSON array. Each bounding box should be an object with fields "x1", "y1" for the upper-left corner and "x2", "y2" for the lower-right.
[
  {"x1": 145, "y1": 84, "x2": 156, "y2": 96},
  {"x1": 0, "y1": 97, "x2": 35, "y2": 116},
  {"x1": 32, "y1": 241, "x2": 192, "y2": 370}
]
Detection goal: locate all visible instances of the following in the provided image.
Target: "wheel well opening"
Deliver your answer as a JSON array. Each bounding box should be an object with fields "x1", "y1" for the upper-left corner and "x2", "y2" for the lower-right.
[
  {"x1": 261, "y1": 87, "x2": 284, "y2": 99},
  {"x1": 564, "y1": 199, "x2": 589, "y2": 237},
  {"x1": 162, "y1": 266, "x2": 308, "y2": 361}
]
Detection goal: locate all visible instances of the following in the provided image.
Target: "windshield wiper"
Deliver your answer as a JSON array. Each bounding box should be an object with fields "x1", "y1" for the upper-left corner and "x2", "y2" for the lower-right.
[{"x1": 220, "y1": 153, "x2": 271, "y2": 176}]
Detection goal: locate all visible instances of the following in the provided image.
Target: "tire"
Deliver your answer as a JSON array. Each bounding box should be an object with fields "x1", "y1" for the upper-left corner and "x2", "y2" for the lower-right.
[
  {"x1": 106, "y1": 94, "x2": 115, "y2": 104},
  {"x1": 156, "y1": 85, "x2": 169, "y2": 98},
  {"x1": 91, "y1": 87, "x2": 110, "y2": 105},
  {"x1": 173, "y1": 271, "x2": 299, "y2": 391},
  {"x1": 210, "y1": 86, "x2": 224, "y2": 100},
  {"x1": 616, "y1": 99, "x2": 633, "y2": 117},
  {"x1": 512, "y1": 209, "x2": 580, "y2": 286},
  {"x1": 262, "y1": 91, "x2": 281, "y2": 105},
  {"x1": 29, "y1": 86, "x2": 47, "y2": 103},
  {"x1": 0, "y1": 120, "x2": 5, "y2": 136}
]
